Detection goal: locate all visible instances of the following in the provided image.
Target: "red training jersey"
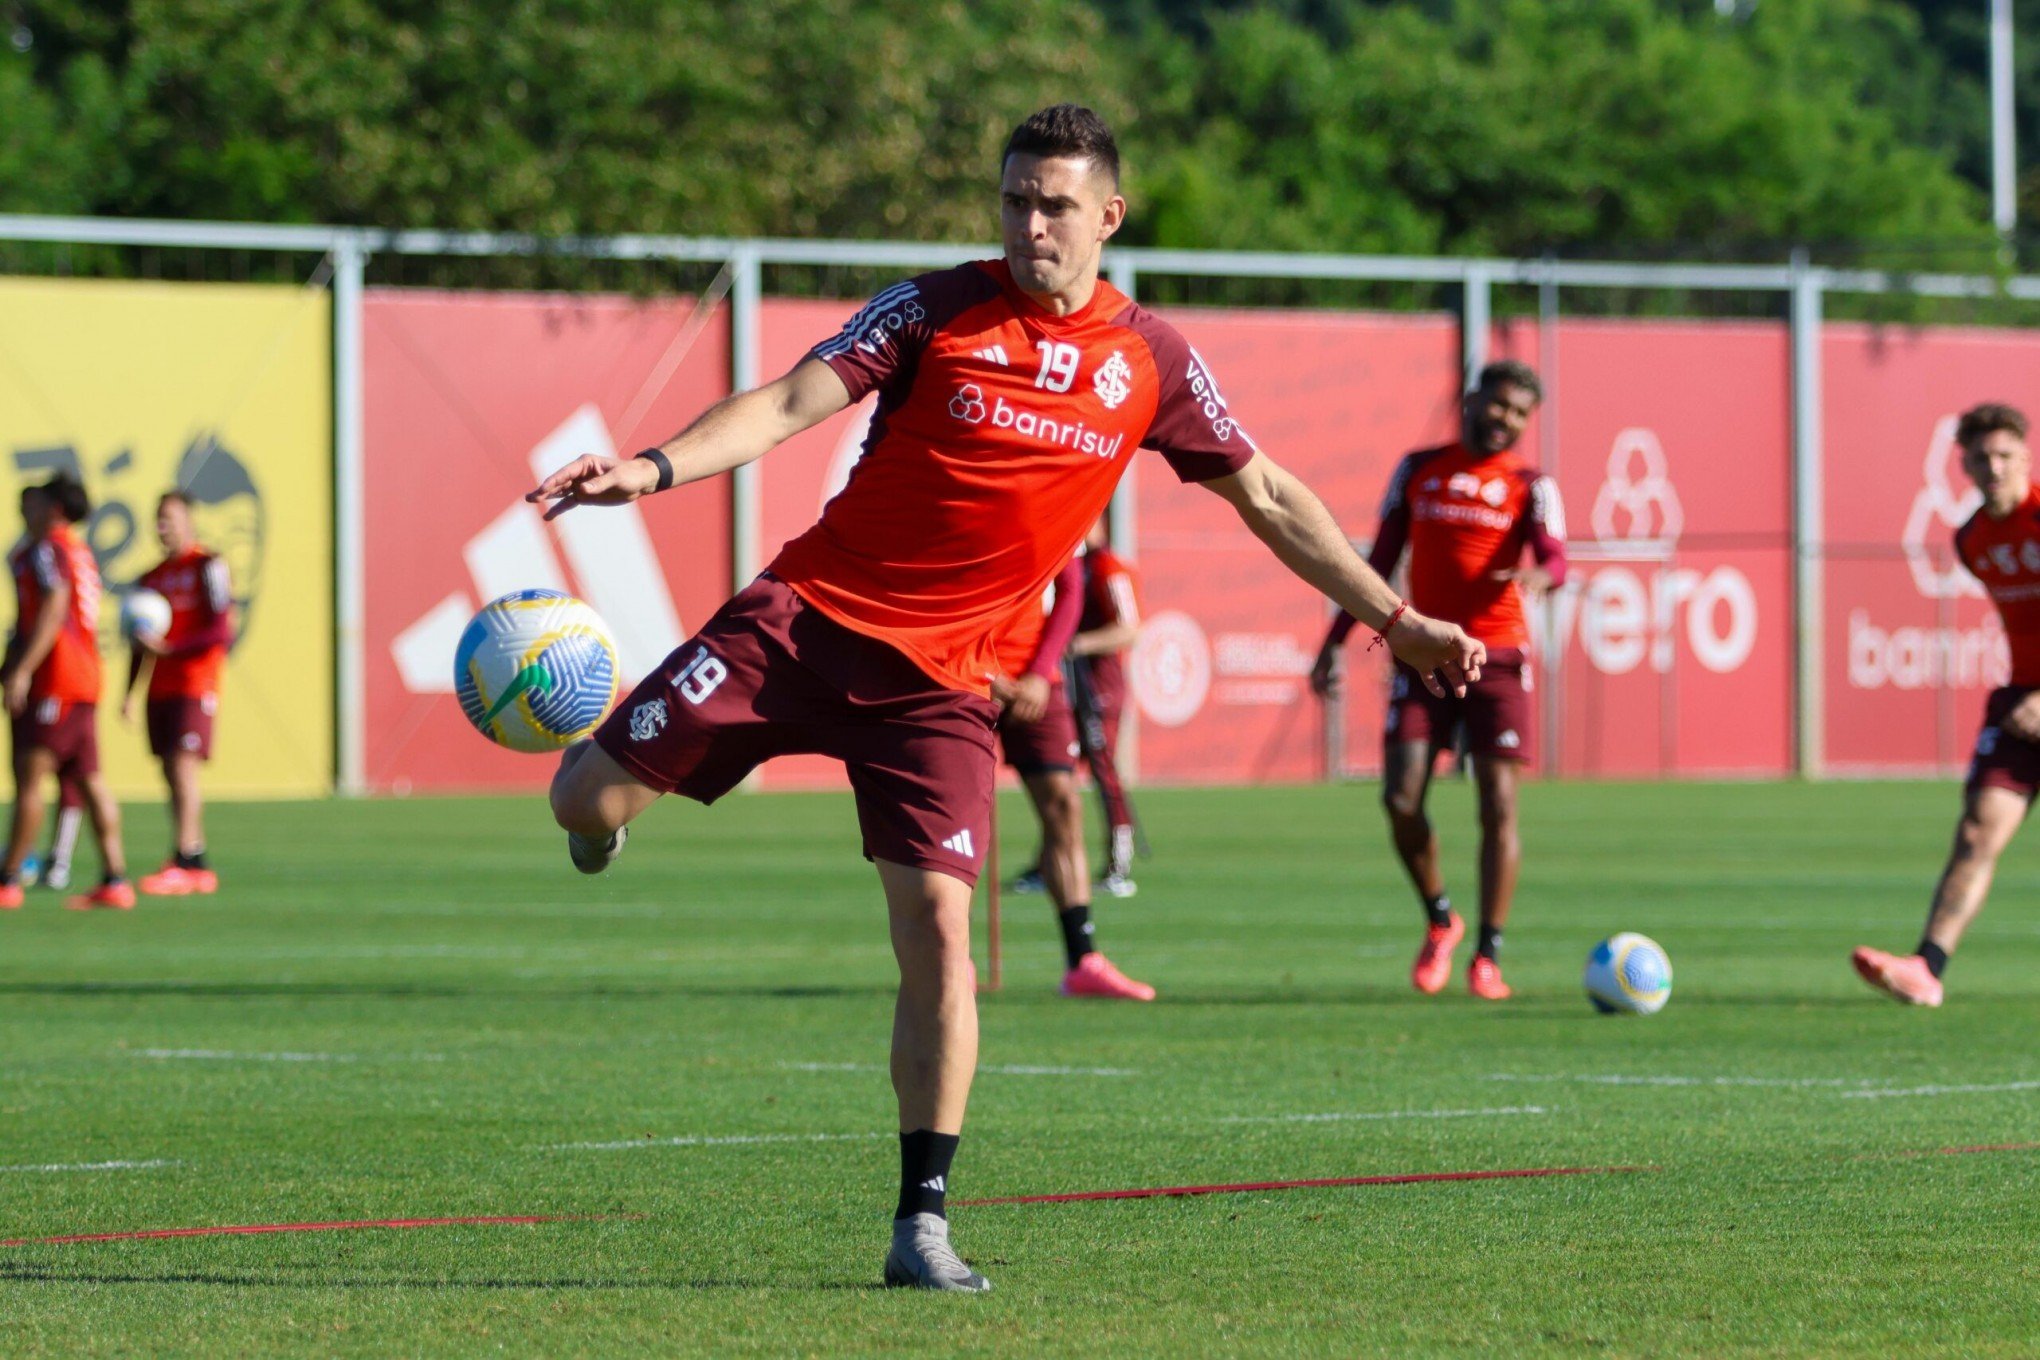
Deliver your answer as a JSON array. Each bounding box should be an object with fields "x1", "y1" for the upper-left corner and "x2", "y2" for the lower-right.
[
  {"x1": 9, "y1": 523, "x2": 102, "y2": 705},
  {"x1": 1079, "y1": 545, "x2": 1141, "y2": 702},
  {"x1": 136, "y1": 547, "x2": 232, "y2": 699},
  {"x1": 771, "y1": 260, "x2": 1255, "y2": 696},
  {"x1": 1955, "y1": 486, "x2": 2040, "y2": 687},
  {"x1": 1362, "y1": 442, "x2": 1566, "y2": 650}
]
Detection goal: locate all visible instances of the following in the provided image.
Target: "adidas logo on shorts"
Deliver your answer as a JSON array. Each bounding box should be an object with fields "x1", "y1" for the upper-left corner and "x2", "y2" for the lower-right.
[
  {"x1": 941, "y1": 830, "x2": 975, "y2": 859},
  {"x1": 1497, "y1": 730, "x2": 1521, "y2": 749}
]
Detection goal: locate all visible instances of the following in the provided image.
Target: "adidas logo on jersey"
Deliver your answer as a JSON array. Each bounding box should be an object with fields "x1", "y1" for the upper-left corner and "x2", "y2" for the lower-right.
[
  {"x1": 972, "y1": 344, "x2": 1010, "y2": 366},
  {"x1": 940, "y1": 830, "x2": 975, "y2": 858}
]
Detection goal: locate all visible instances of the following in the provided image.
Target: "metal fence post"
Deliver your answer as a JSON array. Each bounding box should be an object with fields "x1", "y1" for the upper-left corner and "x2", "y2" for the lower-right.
[
  {"x1": 332, "y1": 230, "x2": 368, "y2": 795},
  {"x1": 1461, "y1": 263, "x2": 1491, "y2": 387},
  {"x1": 728, "y1": 243, "x2": 762, "y2": 592},
  {"x1": 1790, "y1": 250, "x2": 1825, "y2": 778}
]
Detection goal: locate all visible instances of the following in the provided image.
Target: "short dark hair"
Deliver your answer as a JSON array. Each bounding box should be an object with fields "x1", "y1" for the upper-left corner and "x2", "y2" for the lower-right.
[
  {"x1": 1476, "y1": 360, "x2": 1543, "y2": 404},
  {"x1": 1003, "y1": 104, "x2": 1120, "y2": 187},
  {"x1": 159, "y1": 489, "x2": 193, "y2": 513},
  {"x1": 1956, "y1": 402, "x2": 2028, "y2": 450},
  {"x1": 40, "y1": 473, "x2": 90, "y2": 524}
]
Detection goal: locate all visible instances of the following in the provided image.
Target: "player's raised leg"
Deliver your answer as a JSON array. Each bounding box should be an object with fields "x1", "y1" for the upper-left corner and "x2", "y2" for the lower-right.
[
  {"x1": 877, "y1": 858, "x2": 990, "y2": 1292},
  {"x1": 1468, "y1": 755, "x2": 1521, "y2": 1000},
  {"x1": 1023, "y1": 769, "x2": 1153, "y2": 1000},
  {"x1": 1384, "y1": 735, "x2": 1458, "y2": 993},
  {"x1": 1854, "y1": 784, "x2": 2026, "y2": 1007},
  {"x1": 548, "y1": 737, "x2": 660, "y2": 873}
]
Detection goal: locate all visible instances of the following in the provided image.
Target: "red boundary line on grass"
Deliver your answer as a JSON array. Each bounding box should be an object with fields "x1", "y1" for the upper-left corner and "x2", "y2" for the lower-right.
[
  {"x1": 953, "y1": 1164, "x2": 1652, "y2": 1207},
  {"x1": 0, "y1": 1214, "x2": 596, "y2": 1248}
]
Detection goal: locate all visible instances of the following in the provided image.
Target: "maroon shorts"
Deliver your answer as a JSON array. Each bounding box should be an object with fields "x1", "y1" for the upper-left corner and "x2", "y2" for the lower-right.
[
  {"x1": 1384, "y1": 646, "x2": 1536, "y2": 764},
  {"x1": 11, "y1": 698, "x2": 99, "y2": 777},
  {"x1": 593, "y1": 575, "x2": 1001, "y2": 885},
  {"x1": 147, "y1": 694, "x2": 217, "y2": 760},
  {"x1": 999, "y1": 686, "x2": 1082, "y2": 774},
  {"x1": 1967, "y1": 687, "x2": 2040, "y2": 798}
]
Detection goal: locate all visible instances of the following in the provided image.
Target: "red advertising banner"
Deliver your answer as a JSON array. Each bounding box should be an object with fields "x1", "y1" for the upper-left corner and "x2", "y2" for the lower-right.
[
  {"x1": 363, "y1": 289, "x2": 731, "y2": 792},
  {"x1": 1820, "y1": 324, "x2": 2040, "y2": 774},
  {"x1": 1508, "y1": 318, "x2": 1796, "y2": 778},
  {"x1": 1131, "y1": 308, "x2": 1464, "y2": 785}
]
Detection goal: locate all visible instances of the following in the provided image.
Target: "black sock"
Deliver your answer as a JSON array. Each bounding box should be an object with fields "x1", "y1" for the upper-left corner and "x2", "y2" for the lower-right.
[
  {"x1": 1058, "y1": 904, "x2": 1096, "y2": 969},
  {"x1": 1423, "y1": 892, "x2": 1452, "y2": 928},
  {"x1": 1918, "y1": 941, "x2": 1949, "y2": 978},
  {"x1": 895, "y1": 1129, "x2": 960, "y2": 1221},
  {"x1": 1477, "y1": 925, "x2": 1503, "y2": 961},
  {"x1": 176, "y1": 849, "x2": 208, "y2": 870},
  {"x1": 103, "y1": 872, "x2": 126, "y2": 886}
]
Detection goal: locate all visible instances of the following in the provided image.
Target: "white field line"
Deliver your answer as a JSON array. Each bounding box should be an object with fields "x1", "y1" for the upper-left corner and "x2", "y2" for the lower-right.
[
  {"x1": 1486, "y1": 1073, "x2": 1875, "y2": 1090},
  {"x1": 1221, "y1": 1105, "x2": 1552, "y2": 1125},
  {"x1": 131, "y1": 1049, "x2": 446, "y2": 1063},
  {"x1": 1840, "y1": 1080, "x2": 2040, "y2": 1100},
  {"x1": 547, "y1": 1132, "x2": 892, "y2": 1152},
  {"x1": 780, "y1": 1061, "x2": 1137, "y2": 1077},
  {"x1": 0, "y1": 1159, "x2": 177, "y2": 1174}
]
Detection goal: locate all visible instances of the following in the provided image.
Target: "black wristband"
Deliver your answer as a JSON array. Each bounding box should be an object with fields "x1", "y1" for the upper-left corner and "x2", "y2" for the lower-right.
[{"x1": 634, "y1": 447, "x2": 675, "y2": 492}]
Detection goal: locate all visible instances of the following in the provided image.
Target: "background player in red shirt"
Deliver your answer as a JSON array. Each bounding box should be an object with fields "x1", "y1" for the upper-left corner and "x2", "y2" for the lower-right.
[
  {"x1": 1012, "y1": 515, "x2": 1148, "y2": 897},
  {"x1": 530, "y1": 105, "x2": 1483, "y2": 1290},
  {"x1": 996, "y1": 551, "x2": 1154, "y2": 1000},
  {"x1": 0, "y1": 475, "x2": 132, "y2": 910},
  {"x1": 1069, "y1": 515, "x2": 1145, "y2": 896},
  {"x1": 1855, "y1": 403, "x2": 2037, "y2": 1007},
  {"x1": 1311, "y1": 362, "x2": 1566, "y2": 1001},
  {"x1": 123, "y1": 490, "x2": 235, "y2": 896}
]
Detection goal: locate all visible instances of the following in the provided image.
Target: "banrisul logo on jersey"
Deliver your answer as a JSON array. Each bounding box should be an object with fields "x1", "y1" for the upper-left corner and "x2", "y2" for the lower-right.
[{"x1": 1541, "y1": 429, "x2": 1759, "y2": 676}]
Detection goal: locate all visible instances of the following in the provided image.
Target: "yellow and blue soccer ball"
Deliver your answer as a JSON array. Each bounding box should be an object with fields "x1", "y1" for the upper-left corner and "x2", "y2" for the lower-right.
[
  {"x1": 1583, "y1": 933, "x2": 1672, "y2": 1015},
  {"x1": 454, "y1": 590, "x2": 620, "y2": 753}
]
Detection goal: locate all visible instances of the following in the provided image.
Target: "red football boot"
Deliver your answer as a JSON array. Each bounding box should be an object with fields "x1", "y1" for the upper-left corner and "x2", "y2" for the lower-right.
[
  {"x1": 1411, "y1": 913, "x2": 1464, "y2": 995},
  {"x1": 65, "y1": 880, "x2": 137, "y2": 911},
  {"x1": 1060, "y1": 952, "x2": 1156, "y2": 1001},
  {"x1": 1468, "y1": 954, "x2": 1512, "y2": 1001},
  {"x1": 1851, "y1": 947, "x2": 1943, "y2": 1008}
]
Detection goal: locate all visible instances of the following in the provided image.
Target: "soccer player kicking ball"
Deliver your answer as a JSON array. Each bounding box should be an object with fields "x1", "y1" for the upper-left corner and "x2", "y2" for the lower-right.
[
  {"x1": 1855, "y1": 403, "x2": 2038, "y2": 1008},
  {"x1": 0, "y1": 476, "x2": 132, "y2": 911},
  {"x1": 1311, "y1": 362, "x2": 1566, "y2": 1001},
  {"x1": 123, "y1": 491, "x2": 234, "y2": 896},
  {"x1": 531, "y1": 104, "x2": 1483, "y2": 1291},
  {"x1": 996, "y1": 554, "x2": 1154, "y2": 1000}
]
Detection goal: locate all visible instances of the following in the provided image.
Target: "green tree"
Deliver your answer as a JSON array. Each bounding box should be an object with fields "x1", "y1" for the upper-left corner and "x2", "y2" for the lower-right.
[{"x1": 1118, "y1": 0, "x2": 1993, "y2": 263}]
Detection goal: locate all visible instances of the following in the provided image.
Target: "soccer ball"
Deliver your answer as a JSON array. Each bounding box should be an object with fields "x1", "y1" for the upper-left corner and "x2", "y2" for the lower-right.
[
  {"x1": 121, "y1": 587, "x2": 173, "y2": 640},
  {"x1": 1583, "y1": 933, "x2": 1673, "y2": 1015},
  {"x1": 454, "y1": 590, "x2": 620, "y2": 753}
]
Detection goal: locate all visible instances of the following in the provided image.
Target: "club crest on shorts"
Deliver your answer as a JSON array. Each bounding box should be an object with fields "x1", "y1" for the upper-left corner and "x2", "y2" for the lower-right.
[{"x1": 629, "y1": 697, "x2": 669, "y2": 742}]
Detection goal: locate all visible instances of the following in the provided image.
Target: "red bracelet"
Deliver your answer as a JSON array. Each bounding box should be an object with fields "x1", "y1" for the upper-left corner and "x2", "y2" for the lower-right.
[{"x1": 1368, "y1": 601, "x2": 1409, "y2": 650}]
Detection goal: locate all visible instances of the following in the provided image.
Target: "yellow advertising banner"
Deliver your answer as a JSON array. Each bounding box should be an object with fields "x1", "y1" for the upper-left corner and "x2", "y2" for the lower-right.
[{"x1": 0, "y1": 277, "x2": 332, "y2": 798}]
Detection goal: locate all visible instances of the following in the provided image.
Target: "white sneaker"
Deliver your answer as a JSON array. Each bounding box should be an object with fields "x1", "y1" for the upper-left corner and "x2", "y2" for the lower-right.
[
  {"x1": 883, "y1": 1213, "x2": 991, "y2": 1292},
  {"x1": 1098, "y1": 871, "x2": 1137, "y2": 898},
  {"x1": 567, "y1": 826, "x2": 627, "y2": 876}
]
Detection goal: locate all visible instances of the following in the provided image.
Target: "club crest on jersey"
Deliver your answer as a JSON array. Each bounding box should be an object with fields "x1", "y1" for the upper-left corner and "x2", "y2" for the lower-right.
[
  {"x1": 628, "y1": 697, "x2": 669, "y2": 742},
  {"x1": 1092, "y1": 351, "x2": 1133, "y2": 410},
  {"x1": 949, "y1": 384, "x2": 988, "y2": 425}
]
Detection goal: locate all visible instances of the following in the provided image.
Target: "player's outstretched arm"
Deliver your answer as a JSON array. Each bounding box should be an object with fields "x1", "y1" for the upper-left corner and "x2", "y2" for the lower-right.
[
  {"x1": 527, "y1": 356, "x2": 853, "y2": 520},
  {"x1": 1201, "y1": 450, "x2": 1484, "y2": 697}
]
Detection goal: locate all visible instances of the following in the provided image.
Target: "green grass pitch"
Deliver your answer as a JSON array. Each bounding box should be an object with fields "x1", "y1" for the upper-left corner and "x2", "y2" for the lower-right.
[{"x1": 2, "y1": 779, "x2": 2037, "y2": 1356}]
